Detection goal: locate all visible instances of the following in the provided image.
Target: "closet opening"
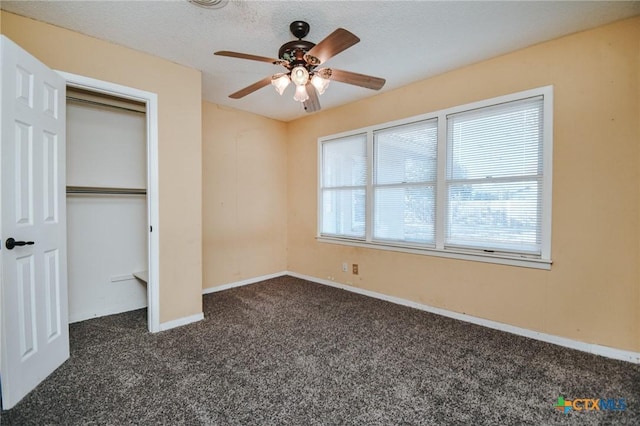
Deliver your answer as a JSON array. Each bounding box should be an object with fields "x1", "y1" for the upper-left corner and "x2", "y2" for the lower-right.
[{"x1": 60, "y1": 72, "x2": 160, "y2": 332}]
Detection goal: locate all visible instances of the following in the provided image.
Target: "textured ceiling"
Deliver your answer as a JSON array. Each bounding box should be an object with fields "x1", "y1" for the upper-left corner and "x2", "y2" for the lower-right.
[{"x1": 2, "y1": 1, "x2": 639, "y2": 122}]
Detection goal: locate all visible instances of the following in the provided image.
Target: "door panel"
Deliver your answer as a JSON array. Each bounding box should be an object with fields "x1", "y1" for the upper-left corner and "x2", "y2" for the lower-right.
[
  {"x1": 43, "y1": 131, "x2": 59, "y2": 223},
  {"x1": 44, "y1": 249, "x2": 61, "y2": 341},
  {"x1": 14, "y1": 121, "x2": 33, "y2": 225},
  {"x1": 15, "y1": 65, "x2": 34, "y2": 107},
  {"x1": 43, "y1": 82, "x2": 59, "y2": 119},
  {"x1": 16, "y1": 255, "x2": 37, "y2": 359},
  {"x1": 1, "y1": 35, "x2": 69, "y2": 410}
]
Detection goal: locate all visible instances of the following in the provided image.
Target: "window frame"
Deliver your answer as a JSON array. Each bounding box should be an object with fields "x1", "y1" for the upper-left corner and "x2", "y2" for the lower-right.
[{"x1": 317, "y1": 86, "x2": 553, "y2": 270}]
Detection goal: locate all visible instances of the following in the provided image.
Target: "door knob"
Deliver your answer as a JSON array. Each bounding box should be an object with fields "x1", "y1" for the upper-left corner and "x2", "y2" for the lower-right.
[{"x1": 5, "y1": 238, "x2": 34, "y2": 250}]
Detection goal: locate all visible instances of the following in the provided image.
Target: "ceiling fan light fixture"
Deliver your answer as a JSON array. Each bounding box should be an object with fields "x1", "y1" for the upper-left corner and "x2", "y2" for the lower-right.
[
  {"x1": 293, "y1": 84, "x2": 309, "y2": 102},
  {"x1": 291, "y1": 65, "x2": 309, "y2": 86},
  {"x1": 310, "y1": 75, "x2": 329, "y2": 95},
  {"x1": 271, "y1": 73, "x2": 290, "y2": 95},
  {"x1": 311, "y1": 68, "x2": 332, "y2": 95}
]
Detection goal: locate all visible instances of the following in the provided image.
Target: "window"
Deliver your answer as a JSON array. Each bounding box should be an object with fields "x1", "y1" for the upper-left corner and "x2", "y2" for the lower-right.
[
  {"x1": 320, "y1": 134, "x2": 367, "y2": 238},
  {"x1": 446, "y1": 97, "x2": 544, "y2": 255},
  {"x1": 374, "y1": 119, "x2": 438, "y2": 245},
  {"x1": 318, "y1": 87, "x2": 553, "y2": 269}
]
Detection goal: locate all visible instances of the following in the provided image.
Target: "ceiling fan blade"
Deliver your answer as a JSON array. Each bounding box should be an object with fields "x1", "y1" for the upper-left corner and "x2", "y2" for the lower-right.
[
  {"x1": 305, "y1": 28, "x2": 360, "y2": 64},
  {"x1": 330, "y1": 69, "x2": 386, "y2": 90},
  {"x1": 303, "y1": 83, "x2": 321, "y2": 113},
  {"x1": 229, "y1": 76, "x2": 273, "y2": 99},
  {"x1": 215, "y1": 51, "x2": 287, "y2": 67}
]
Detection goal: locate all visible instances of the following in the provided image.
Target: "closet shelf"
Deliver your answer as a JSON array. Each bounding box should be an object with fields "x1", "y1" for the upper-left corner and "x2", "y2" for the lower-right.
[
  {"x1": 67, "y1": 95, "x2": 146, "y2": 114},
  {"x1": 133, "y1": 271, "x2": 148, "y2": 284},
  {"x1": 66, "y1": 186, "x2": 146, "y2": 195}
]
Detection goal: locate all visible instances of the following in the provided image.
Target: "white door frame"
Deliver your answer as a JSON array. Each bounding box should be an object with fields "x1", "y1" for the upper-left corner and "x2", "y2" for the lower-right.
[{"x1": 56, "y1": 71, "x2": 160, "y2": 333}]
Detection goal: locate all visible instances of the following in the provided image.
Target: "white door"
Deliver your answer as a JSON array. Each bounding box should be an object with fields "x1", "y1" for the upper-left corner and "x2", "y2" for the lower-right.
[{"x1": 0, "y1": 35, "x2": 69, "y2": 410}]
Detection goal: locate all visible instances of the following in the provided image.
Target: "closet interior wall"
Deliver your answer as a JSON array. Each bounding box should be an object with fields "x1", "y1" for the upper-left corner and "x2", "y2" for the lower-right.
[{"x1": 66, "y1": 89, "x2": 148, "y2": 323}]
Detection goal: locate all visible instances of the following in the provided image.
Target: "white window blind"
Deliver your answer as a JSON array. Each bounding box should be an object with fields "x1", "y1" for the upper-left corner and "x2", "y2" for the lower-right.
[
  {"x1": 320, "y1": 134, "x2": 367, "y2": 238},
  {"x1": 373, "y1": 119, "x2": 438, "y2": 244},
  {"x1": 446, "y1": 96, "x2": 544, "y2": 255}
]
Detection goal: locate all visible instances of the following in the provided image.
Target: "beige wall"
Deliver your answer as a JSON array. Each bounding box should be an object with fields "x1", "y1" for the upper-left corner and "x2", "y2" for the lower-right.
[
  {"x1": 1, "y1": 11, "x2": 203, "y2": 323},
  {"x1": 202, "y1": 102, "x2": 287, "y2": 287},
  {"x1": 287, "y1": 17, "x2": 640, "y2": 352}
]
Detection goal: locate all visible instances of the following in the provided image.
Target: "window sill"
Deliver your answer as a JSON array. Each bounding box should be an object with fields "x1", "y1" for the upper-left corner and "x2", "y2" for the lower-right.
[{"x1": 316, "y1": 236, "x2": 552, "y2": 270}]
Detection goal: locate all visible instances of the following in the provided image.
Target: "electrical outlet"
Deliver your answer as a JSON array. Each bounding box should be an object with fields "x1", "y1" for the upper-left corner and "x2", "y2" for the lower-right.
[
  {"x1": 352, "y1": 264, "x2": 359, "y2": 275},
  {"x1": 342, "y1": 262, "x2": 348, "y2": 272}
]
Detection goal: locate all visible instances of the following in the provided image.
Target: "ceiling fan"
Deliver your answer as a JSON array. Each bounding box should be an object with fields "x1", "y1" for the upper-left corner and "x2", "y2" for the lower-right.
[{"x1": 214, "y1": 21, "x2": 386, "y2": 113}]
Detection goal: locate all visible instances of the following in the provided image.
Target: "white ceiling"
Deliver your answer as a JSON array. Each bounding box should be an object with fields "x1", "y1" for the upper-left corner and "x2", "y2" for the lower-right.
[{"x1": 2, "y1": 1, "x2": 639, "y2": 122}]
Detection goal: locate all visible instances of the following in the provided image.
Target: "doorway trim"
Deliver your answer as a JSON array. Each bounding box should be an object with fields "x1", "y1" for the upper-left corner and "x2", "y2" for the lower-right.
[{"x1": 57, "y1": 71, "x2": 160, "y2": 333}]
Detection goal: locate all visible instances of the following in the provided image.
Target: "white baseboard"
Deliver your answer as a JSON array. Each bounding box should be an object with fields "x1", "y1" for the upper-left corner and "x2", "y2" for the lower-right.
[
  {"x1": 286, "y1": 271, "x2": 640, "y2": 364},
  {"x1": 202, "y1": 271, "x2": 288, "y2": 295},
  {"x1": 158, "y1": 312, "x2": 204, "y2": 332},
  {"x1": 199, "y1": 270, "x2": 640, "y2": 364}
]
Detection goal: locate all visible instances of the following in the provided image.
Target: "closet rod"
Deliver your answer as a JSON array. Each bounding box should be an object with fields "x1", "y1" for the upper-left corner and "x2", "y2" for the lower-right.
[
  {"x1": 66, "y1": 96, "x2": 145, "y2": 114},
  {"x1": 66, "y1": 186, "x2": 147, "y2": 195}
]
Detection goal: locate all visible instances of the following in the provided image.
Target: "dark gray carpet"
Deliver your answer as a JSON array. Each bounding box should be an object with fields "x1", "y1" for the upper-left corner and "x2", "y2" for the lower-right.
[{"x1": 2, "y1": 276, "x2": 639, "y2": 425}]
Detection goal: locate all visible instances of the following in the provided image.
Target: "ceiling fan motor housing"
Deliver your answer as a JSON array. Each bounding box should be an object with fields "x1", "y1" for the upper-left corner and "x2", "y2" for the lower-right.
[
  {"x1": 278, "y1": 21, "x2": 320, "y2": 70},
  {"x1": 278, "y1": 40, "x2": 315, "y2": 65}
]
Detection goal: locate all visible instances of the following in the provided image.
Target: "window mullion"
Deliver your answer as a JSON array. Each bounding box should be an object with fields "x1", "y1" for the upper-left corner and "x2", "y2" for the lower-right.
[
  {"x1": 322, "y1": 184, "x2": 370, "y2": 191},
  {"x1": 435, "y1": 116, "x2": 447, "y2": 250},
  {"x1": 374, "y1": 181, "x2": 436, "y2": 189},
  {"x1": 365, "y1": 130, "x2": 374, "y2": 243},
  {"x1": 447, "y1": 175, "x2": 541, "y2": 186}
]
